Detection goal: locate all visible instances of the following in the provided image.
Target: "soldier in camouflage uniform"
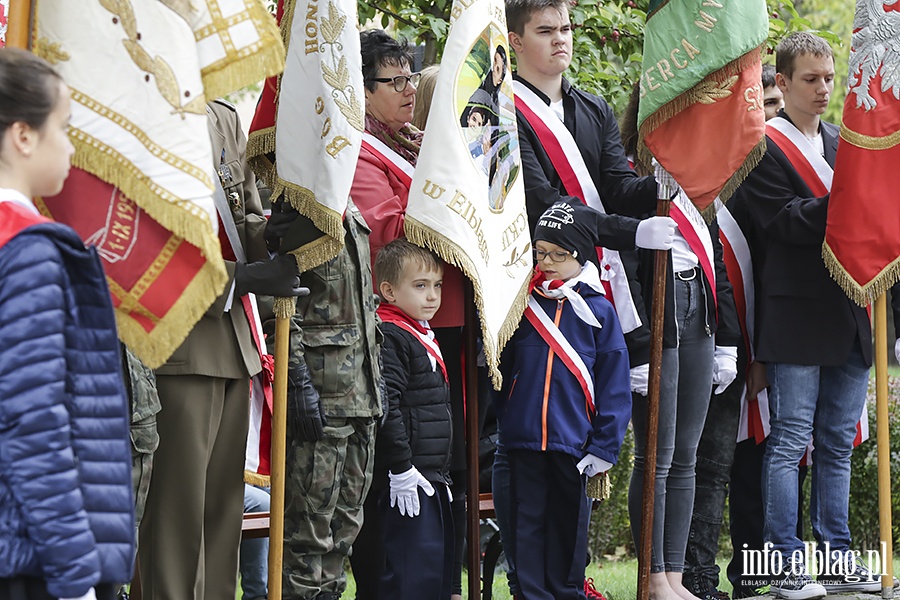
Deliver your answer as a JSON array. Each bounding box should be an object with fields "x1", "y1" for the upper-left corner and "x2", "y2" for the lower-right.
[
  {"x1": 122, "y1": 347, "x2": 161, "y2": 548},
  {"x1": 269, "y1": 200, "x2": 382, "y2": 600}
]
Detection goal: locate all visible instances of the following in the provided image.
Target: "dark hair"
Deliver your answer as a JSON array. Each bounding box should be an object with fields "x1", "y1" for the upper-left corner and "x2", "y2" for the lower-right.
[
  {"x1": 0, "y1": 48, "x2": 63, "y2": 140},
  {"x1": 775, "y1": 32, "x2": 833, "y2": 80},
  {"x1": 761, "y1": 63, "x2": 777, "y2": 89},
  {"x1": 360, "y1": 29, "x2": 414, "y2": 93},
  {"x1": 375, "y1": 238, "x2": 443, "y2": 287},
  {"x1": 505, "y1": 0, "x2": 570, "y2": 36}
]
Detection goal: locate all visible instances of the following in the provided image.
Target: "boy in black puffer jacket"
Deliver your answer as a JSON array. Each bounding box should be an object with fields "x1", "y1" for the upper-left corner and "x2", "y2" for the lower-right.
[{"x1": 355, "y1": 238, "x2": 454, "y2": 600}]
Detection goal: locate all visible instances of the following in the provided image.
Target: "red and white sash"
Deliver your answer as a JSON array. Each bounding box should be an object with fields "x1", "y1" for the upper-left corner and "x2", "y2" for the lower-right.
[
  {"x1": 717, "y1": 201, "x2": 770, "y2": 444},
  {"x1": 0, "y1": 195, "x2": 51, "y2": 248},
  {"x1": 362, "y1": 132, "x2": 414, "y2": 189},
  {"x1": 765, "y1": 117, "x2": 832, "y2": 195},
  {"x1": 523, "y1": 294, "x2": 596, "y2": 416},
  {"x1": 671, "y1": 191, "x2": 716, "y2": 308},
  {"x1": 514, "y1": 81, "x2": 641, "y2": 334},
  {"x1": 381, "y1": 315, "x2": 449, "y2": 383}
]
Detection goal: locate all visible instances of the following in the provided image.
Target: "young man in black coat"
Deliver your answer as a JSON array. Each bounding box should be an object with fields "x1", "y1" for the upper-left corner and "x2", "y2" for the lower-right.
[{"x1": 734, "y1": 32, "x2": 875, "y2": 599}]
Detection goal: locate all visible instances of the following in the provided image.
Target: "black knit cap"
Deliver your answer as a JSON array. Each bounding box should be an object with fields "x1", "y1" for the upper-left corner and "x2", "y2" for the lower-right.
[{"x1": 533, "y1": 201, "x2": 596, "y2": 266}]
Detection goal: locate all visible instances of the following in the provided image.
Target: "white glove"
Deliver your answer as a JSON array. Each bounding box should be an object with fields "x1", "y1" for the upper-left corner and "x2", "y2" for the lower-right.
[
  {"x1": 630, "y1": 363, "x2": 649, "y2": 396},
  {"x1": 61, "y1": 589, "x2": 98, "y2": 600},
  {"x1": 389, "y1": 466, "x2": 434, "y2": 518},
  {"x1": 895, "y1": 338, "x2": 900, "y2": 364},
  {"x1": 576, "y1": 454, "x2": 614, "y2": 478},
  {"x1": 712, "y1": 346, "x2": 738, "y2": 394},
  {"x1": 635, "y1": 216, "x2": 676, "y2": 250}
]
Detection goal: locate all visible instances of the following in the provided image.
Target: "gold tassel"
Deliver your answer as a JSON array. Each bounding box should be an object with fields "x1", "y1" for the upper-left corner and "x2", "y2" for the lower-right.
[
  {"x1": 586, "y1": 471, "x2": 611, "y2": 501},
  {"x1": 274, "y1": 296, "x2": 297, "y2": 320},
  {"x1": 244, "y1": 470, "x2": 271, "y2": 487}
]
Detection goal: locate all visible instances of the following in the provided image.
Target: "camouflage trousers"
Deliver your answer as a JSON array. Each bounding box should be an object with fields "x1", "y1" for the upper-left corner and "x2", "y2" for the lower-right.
[
  {"x1": 130, "y1": 411, "x2": 158, "y2": 554},
  {"x1": 283, "y1": 416, "x2": 376, "y2": 599}
]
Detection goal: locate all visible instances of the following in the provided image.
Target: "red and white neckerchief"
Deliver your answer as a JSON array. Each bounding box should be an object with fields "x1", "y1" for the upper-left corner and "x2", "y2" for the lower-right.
[
  {"x1": 529, "y1": 261, "x2": 605, "y2": 329},
  {"x1": 378, "y1": 304, "x2": 448, "y2": 382},
  {"x1": 670, "y1": 191, "x2": 717, "y2": 308},
  {"x1": 765, "y1": 117, "x2": 832, "y2": 195},
  {"x1": 716, "y1": 200, "x2": 770, "y2": 444},
  {"x1": 522, "y1": 271, "x2": 599, "y2": 415},
  {"x1": 514, "y1": 80, "x2": 641, "y2": 334},
  {"x1": 362, "y1": 132, "x2": 414, "y2": 189}
]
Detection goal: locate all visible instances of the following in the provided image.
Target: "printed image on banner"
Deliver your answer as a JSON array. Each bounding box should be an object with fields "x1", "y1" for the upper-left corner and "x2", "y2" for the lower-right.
[
  {"x1": 456, "y1": 25, "x2": 519, "y2": 212},
  {"x1": 405, "y1": 0, "x2": 532, "y2": 388},
  {"x1": 0, "y1": 0, "x2": 7, "y2": 48}
]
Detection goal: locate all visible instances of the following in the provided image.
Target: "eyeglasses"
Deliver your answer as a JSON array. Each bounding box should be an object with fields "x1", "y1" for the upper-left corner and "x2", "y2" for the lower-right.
[
  {"x1": 369, "y1": 72, "x2": 422, "y2": 93},
  {"x1": 533, "y1": 248, "x2": 574, "y2": 263}
]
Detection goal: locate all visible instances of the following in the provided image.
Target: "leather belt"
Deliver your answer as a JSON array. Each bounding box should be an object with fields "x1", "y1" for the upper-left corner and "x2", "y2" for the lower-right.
[{"x1": 675, "y1": 266, "x2": 699, "y2": 281}]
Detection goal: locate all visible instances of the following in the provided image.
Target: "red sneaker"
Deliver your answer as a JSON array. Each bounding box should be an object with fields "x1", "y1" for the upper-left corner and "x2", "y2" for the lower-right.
[{"x1": 584, "y1": 577, "x2": 608, "y2": 600}]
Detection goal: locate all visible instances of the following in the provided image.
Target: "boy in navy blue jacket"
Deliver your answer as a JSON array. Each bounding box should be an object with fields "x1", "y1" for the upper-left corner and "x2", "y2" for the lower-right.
[
  {"x1": 495, "y1": 201, "x2": 632, "y2": 600},
  {"x1": 356, "y1": 238, "x2": 454, "y2": 600}
]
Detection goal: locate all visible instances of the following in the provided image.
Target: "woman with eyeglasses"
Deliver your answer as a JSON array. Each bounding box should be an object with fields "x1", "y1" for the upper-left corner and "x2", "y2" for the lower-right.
[{"x1": 349, "y1": 29, "x2": 466, "y2": 600}]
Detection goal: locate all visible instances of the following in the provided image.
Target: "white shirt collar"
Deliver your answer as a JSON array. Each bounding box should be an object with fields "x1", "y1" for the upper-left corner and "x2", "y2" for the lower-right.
[{"x1": 0, "y1": 189, "x2": 39, "y2": 214}]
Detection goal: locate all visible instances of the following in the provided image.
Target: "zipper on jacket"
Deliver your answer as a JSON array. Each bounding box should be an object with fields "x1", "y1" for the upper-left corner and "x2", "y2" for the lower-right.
[{"x1": 541, "y1": 299, "x2": 565, "y2": 451}]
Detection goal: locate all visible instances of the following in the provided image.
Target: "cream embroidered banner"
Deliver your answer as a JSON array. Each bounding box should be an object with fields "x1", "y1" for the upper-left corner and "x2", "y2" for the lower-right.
[
  {"x1": 405, "y1": 0, "x2": 531, "y2": 387},
  {"x1": 248, "y1": 0, "x2": 364, "y2": 270},
  {"x1": 32, "y1": 0, "x2": 284, "y2": 368}
]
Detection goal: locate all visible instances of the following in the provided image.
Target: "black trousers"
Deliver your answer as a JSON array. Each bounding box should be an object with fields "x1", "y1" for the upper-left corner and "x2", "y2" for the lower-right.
[
  {"x1": 510, "y1": 450, "x2": 591, "y2": 600},
  {"x1": 0, "y1": 578, "x2": 116, "y2": 600}
]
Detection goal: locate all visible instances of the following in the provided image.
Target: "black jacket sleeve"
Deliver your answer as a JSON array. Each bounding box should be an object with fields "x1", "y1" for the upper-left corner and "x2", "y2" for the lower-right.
[
  {"x1": 379, "y1": 326, "x2": 414, "y2": 474},
  {"x1": 710, "y1": 218, "x2": 742, "y2": 348}
]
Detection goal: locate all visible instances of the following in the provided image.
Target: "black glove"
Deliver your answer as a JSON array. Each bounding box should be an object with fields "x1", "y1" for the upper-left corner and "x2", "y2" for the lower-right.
[
  {"x1": 234, "y1": 255, "x2": 307, "y2": 297},
  {"x1": 288, "y1": 363, "x2": 327, "y2": 442},
  {"x1": 265, "y1": 202, "x2": 301, "y2": 254}
]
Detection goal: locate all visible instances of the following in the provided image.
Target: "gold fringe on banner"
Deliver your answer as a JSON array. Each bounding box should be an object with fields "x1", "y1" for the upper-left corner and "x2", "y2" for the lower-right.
[
  {"x1": 405, "y1": 217, "x2": 530, "y2": 390},
  {"x1": 201, "y1": 40, "x2": 285, "y2": 102},
  {"x1": 823, "y1": 242, "x2": 900, "y2": 308},
  {"x1": 244, "y1": 470, "x2": 270, "y2": 487}
]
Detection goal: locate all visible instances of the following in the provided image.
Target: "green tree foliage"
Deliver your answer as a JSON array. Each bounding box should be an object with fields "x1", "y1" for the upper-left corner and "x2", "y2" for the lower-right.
[{"x1": 357, "y1": 0, "x2": 842, "y2": 116}]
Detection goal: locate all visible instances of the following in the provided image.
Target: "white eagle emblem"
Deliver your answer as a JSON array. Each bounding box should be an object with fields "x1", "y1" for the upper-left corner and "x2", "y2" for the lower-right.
[{"x1": 848, "y1": 0, "x2": 900, "y2": 110}]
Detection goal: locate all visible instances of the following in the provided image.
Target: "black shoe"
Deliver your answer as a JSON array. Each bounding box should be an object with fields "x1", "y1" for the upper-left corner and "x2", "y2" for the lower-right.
[
  {"x1": 770, "y1": 570, "x2": 826, "y2": 600},
  {"x1": 818, "y1": 559, "x2": 881, "y2": 593},
  {"x1": 697, "y1": 588, "x2": 730, "y2": 600}
]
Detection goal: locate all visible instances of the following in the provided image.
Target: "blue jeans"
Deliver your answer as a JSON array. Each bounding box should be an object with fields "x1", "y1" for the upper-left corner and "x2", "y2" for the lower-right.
[
  {"x1": 240, "y1": 484, "x2": 271, "y2": 599},
  {"x1": 629, "y1": 276, "x2": 715, "y2": 573},
  {"x1": 762, "y1": 346, "x2": 868, "y2": 557}
]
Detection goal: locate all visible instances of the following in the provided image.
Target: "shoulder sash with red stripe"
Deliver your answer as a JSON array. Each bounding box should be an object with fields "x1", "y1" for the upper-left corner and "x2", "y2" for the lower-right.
[
  {"x1": 381, "y1": 315, "x2": 448, "y2": 382},
  {"x1": 361, "y1": 132, "x2": 414, "y2": 190},
  {"x1": 670, "y1": 191, "x2": 716, "y2": 308},
  {"x1": 513, "y1": 81, "x2": 641, "y2": 334},
  {"x1": 523, "y1": 295, "x2": 595, "y2": 416},
  {"x1": 765, "y1": 117, "x2": 832, "y2": 196}
]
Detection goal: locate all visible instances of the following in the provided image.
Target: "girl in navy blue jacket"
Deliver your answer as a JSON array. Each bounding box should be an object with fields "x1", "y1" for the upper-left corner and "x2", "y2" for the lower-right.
[
  {"x1": 494, "y1": 201, "x2": 632, "y2": 600},
  {"x1": 0, "y1": 49, "x2": 134, "y2": 600}
]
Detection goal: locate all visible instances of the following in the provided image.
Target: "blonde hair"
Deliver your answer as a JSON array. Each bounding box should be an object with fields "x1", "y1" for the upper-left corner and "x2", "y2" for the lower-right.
[{"x1": 411, "y1": 65, "x2": 440, "y2": 130}]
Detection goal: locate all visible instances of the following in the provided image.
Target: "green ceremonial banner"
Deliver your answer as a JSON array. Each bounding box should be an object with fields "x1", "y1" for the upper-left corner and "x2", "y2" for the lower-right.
[{"x1": 638, "y1": 0, "x2": 769, "y2": 210}]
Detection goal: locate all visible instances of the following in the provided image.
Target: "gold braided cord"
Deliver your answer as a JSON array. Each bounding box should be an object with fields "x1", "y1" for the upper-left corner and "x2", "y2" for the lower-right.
[
  {"x1": 404, "y1": 216, "x2": 530, "y2": 390},
  {"x1": 840, "y1": 123, "x2": 900, "y2": 151},
  {"x1": 823, "y1": 242, "x2": 900, "y2": 308}
]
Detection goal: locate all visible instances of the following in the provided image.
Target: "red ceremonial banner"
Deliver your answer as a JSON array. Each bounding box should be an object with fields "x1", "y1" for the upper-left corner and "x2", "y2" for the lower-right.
[
  {"x1": 824, "y1": 11, "x2": 900, "y2": 306},
  {"x1": 36, "y1": 168, "x2": 216, "y2": 363},
  {"x1": 642, "y1": 61, "x2": 765, "y2": 212}
]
